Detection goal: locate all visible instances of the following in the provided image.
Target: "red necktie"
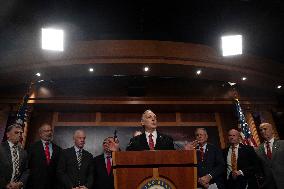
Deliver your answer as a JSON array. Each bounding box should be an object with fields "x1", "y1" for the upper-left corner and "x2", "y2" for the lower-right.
[
  {"x1": 266, "y1": 141, "x2": 272, "y2": 159},
  {"x1": 44, "y1": 142, "x2": 51, "y2": 165},
  {"x1": 106, "y1": 156, "x2": 112, "y2": 175},
  {"x1": 149, "y1": 134, "x2": 155, "y2": 150},
  {"x1": 199, "y1": 146, "x2": 204, "y2": 161}
]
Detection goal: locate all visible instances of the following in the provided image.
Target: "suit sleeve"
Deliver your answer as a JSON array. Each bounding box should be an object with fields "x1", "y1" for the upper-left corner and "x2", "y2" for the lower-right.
[
  {"x1": 56, "y1": 150, "x2": 73, "y2": 189},
  {"x1": 86, "y1": 153, "x2": 94, "y2": 189},
  {"x1": 126, "y1": 137, "x2": 138, "y2": 151},
  {"x1": 167, "y1": 136, "x2": 175, "y2": 150},
  {"x1": 241, "y1": 146, "x2": 261, "y2": 177},
  {"x1": 19, "y1": 150, "x2": 30, "y2": 187},
  {"x1": 209, "y1": 146, "x2": 225, "y2": 179}
]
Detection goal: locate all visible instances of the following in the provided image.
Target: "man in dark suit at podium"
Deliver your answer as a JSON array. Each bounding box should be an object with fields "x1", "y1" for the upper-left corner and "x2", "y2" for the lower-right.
[
  {"x1": 185, "y1": 128, "x2": 225, "y2": 189},
  {"x1": 93, "y1": 137, "x2": 119, "y2": 189},
  {"x1": 57, "y1": 129, "x2": 94, "y2": 189},
  {"x1": 27, "y1": 123, "x2": 62, "y2": 189},
  {"x1": 126, "y1": 109, "x2": 175, "y2": 151}
]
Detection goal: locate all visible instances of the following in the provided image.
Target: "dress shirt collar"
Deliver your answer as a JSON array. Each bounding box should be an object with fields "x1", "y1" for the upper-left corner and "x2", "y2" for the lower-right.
[
  {"x1": 145, "y1": 130, "x2": 157, "y2": 139},
  {"x1": 230, "y1": 143, "x2": 239, "y2": 149},
  {"x1": 199, "y1": 143, "x2": 207, "y2": 151},
  {"x1": 74, "y1": 145, "x2": 83, "y2": 153},
  {"x1": 41, "y1": 139, "x2": 51, "y2": 145},
  {"x1": 8, "y1": 140, "x2": 17, "y2": 148}
]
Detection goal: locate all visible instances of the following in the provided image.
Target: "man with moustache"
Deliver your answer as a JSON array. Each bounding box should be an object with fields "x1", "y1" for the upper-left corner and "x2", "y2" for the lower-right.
[
  {"x1": 0, "y1": 124, "x2": 29, "y2": 189},
  {"x1": 184, "y1": 128, "x2": 225, "y2": 189},
  {"x1": 27, "y1": 123, "x2": 62, "y2": 189},
  {"x1": 256, "y1": 123, "x2": 284, "y2": 189},
  {"x1": 57, "y1": 130, "x2": 94, "y2": 189},
  {"x1": 126, "y1": 109, "x2": 174, "y2": 151},
  {"x1": 223, "y1": 129, "x2": 260, "y2": 189}
]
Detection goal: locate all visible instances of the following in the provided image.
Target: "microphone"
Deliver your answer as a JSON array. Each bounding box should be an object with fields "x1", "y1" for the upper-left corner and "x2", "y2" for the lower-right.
[{"x1": 113, "y1": 130, "x2": 118, "y2": 143}]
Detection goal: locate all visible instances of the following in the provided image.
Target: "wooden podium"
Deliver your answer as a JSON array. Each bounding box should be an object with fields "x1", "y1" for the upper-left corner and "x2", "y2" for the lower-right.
[{"x1": 112, "y1": 150, "x2": 197, "y2": 189}]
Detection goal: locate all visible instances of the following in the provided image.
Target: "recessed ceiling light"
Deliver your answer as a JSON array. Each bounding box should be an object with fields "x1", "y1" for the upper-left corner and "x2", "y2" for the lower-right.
[
  {"x1": 144, "y1": 66, "x2": 149, "y2": 72},
  {"x1": 196, "y1": 70, "x2": 202, "y2": 75},
  {"x1": 277, "y1": 85, "x2": 282, "y2": 89},
  {"x1": 228, "y1": 82, "x2": 236, "y2": 86},
  {"x1": 242, "y1": 77, "x2": 247, "y2": 81},
  {"x1": 36, "y1": 72, "x2": 41, "y2": 77},
  {"x1": 89, "y1": 68, "x2": 94, "y2": 72},
  {"x1": 221, "y1": 35, "x2": 242, "y2": 56},
  {"x1": 41, "y1": 28, "x2": 64, "y2": 51}
]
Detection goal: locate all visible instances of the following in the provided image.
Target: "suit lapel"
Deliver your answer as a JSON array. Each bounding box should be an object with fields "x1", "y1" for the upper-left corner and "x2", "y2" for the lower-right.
[
  {"x1": 141, "y1": 133, "x2": 150, "y2": 150},
  {"x1": 3, "y1": 142, "x2": 13, "y2": 169},
  {"x1": 237, "y1": 144, "x2": 244, "y2": 166},
  {"x1": 38, "y1": 141, "x2": 48, "y2": 164},
  {"x1": 272, "y1": 140, "x2": 279, "y2": 161},
  {"x1": 203, "y1": 144, "x2": 210, "y2": 162},
  {"x1": 155, "y1": 132, "x2": 162, "y2": 150}
]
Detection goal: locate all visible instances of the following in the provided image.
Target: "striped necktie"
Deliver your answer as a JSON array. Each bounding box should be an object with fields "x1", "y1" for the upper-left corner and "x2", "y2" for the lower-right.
[
  {"x1": 12, "y1": 145, "x2": 20, "y2": 181},
  {"x1": 77, "y1": 149, "x2": 82, "y2": 169}
]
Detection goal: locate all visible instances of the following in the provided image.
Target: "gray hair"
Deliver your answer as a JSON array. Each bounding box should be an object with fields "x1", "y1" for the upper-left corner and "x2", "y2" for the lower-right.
[{"x1": 6, "y1": 123, "x2": 22, "y2": 133}]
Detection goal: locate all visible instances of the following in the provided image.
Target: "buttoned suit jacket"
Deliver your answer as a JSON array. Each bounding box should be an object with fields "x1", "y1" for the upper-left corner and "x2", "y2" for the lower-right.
[
  {"x1": 197, "y1": 143, "x2": 225, "y2": 189},
  {"x1": 93, "y1": 154, "x2": 114, "y2": 189},
  {"x1": 27, "y1": 140, "x2": 62, "y2": 189},
  {"x1": 223, "y1": 143, "x2": 260, "y2": 189},
  {"x1": 256, "y1": 140, "x2": 284, "y2": 189},
  {"x1": 57, "y1": 147, "x2": 94, "y2": 189},
  {"x1": 126, "y1": 132, "x2": 175, "y2": 151},
  {"x1": 0, "y1": 141, "x2": 29, "y2": 189}
]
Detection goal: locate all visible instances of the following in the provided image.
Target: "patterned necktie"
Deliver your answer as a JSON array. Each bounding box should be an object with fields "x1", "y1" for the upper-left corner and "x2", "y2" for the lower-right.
[
  {"x1": 231, "y1": 146, "x2": 237, "y2": 172},
  {"x1": 266, "y1": 141, "x2": 272, "y2": 159},
  {"x1": 148, "y1": 134, "x2": 155, "y2": 150},
  {"x1": 77, "y1": 149, "x2": 82, "y2": 169},
  {"x1": 44, "y1": 142, "x2": 51, "y2": 165},
  {"x1": 199, "y1": 146, "x2": 204, "y2": 161},
  {"x1": 12, "y1": 145, "x2": 20, "y2": 181},
  {"x1": 106, "y1": 156, "x2": 112, "y2": 176}
]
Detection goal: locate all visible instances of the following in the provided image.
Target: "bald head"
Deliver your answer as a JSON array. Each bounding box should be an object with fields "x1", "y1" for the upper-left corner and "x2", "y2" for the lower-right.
[
  {"x1": 141, "y1": 110, "x2": 157, "y2": 132},
  {"x1": 228, "y1": 129, "x2": 240, "y2": 146},
  {"x1": 259, "y1": 123, "x2": 274, "y2": 141},
  {"x1": 73, "y1": 130, "x2": 86, "y2": 149}
]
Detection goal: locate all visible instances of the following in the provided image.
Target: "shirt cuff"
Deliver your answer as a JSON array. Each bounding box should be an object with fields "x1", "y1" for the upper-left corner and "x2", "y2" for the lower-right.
[{"x1": 239, "y1": 170, "x2": 244, "y2": 176}]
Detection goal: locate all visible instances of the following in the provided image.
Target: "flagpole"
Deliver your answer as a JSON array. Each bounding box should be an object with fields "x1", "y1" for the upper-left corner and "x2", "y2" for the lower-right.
[{"x1": 16, "y1": 81, "x2": 35, "y2": 148}]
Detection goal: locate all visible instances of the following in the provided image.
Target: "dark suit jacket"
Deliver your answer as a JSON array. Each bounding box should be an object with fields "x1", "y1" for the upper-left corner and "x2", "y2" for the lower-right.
[
  {"x1": 126, "y1": 132, "x2": 175, "y2": 151},
  {"x1": 27, "y1": 140, "x2": 62, "y2": 189},
  {"x1": 57, "y1": 147, "x2": 94, "y2": 189},
  {"x1": 256, "y1": 140, "x2": 284, "y2": 189},
  {"x1": 197, "y1": 143, "x2": 225, "y2": 189},
  {"x1": 93, "y1": 154, "x2": 114, "y2": 189},
  {"x1": 0, "y1": 141, "x2": 29, "y2": 189},
  {"x1": 223, "y1": 143, "x2": 260, "y2": 189}
]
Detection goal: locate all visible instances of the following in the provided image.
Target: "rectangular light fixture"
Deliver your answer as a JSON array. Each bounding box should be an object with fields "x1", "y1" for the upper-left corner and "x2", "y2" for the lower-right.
[
  {"x1": 41, "y1": 28, "x2": 64, "y2": 51},
  {"x1": 221, "y1": 35, "x2": 242, "y2": 56}
]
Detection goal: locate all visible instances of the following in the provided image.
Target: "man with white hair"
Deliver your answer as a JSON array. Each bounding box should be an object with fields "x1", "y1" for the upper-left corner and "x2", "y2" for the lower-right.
[
  {"x1": 256, "y1": 123, "x2": 284, "y2": 189},
  {"x1": 57, "y1": 130, "x2": 94, "y2": 189}
]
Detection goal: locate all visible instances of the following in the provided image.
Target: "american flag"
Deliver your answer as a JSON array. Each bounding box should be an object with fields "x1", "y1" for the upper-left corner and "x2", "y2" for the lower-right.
[{"x1": 234, "y1": 98, "x2": 258, "y2": 147}]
